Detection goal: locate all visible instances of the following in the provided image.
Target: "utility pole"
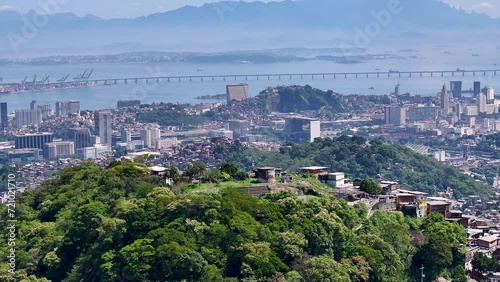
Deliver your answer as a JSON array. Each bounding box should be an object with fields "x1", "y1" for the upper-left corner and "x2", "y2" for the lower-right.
[{"x1": 420, "y1": 264, "x2": 425, "y2": 282}]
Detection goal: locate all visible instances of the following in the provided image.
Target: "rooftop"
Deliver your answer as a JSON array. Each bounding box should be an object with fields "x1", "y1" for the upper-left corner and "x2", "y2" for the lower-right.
[
  {"x1": 478, "y1": 235, "x2": 499, "y2": 243},
  {"x1": 427, "y1": 201, "x2": 450, "y2": 206},
  {"x1": 301, "y1": 166, "x2": 329, "y2": 171}
]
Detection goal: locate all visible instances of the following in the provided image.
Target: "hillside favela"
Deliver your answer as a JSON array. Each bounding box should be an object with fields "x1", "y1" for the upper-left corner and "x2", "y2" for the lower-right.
[{"x1": 1, "y1": 0, "x2": 500, "y2": 281}]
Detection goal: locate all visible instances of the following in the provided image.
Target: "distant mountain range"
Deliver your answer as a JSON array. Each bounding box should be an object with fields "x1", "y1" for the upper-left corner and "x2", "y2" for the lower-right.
[
  {"x1": 0, "y1": 0, "x2": 498, "y2": 57},
  {"x1": 0, "y1": 0, "x2": 498, "y2": 29}
]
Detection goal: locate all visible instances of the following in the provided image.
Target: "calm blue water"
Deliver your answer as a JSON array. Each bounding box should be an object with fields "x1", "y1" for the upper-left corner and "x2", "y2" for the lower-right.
[{"x1": 0, "y1": 54, "x2": 499, "y2": 110}]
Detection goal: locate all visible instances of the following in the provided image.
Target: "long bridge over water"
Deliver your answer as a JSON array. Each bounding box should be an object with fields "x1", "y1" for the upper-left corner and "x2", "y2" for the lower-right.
[{"x1": 1, "y1": 69, "x2": 499, "y2": 88}]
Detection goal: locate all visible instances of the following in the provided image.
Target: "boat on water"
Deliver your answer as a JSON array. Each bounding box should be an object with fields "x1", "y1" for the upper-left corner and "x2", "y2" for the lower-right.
[
  {"x1": 0, "y1": 88, "x2": 11, "y2": 94},
  {"x1": 369, "y1": 87, "x2": 375, "y2": 90}
]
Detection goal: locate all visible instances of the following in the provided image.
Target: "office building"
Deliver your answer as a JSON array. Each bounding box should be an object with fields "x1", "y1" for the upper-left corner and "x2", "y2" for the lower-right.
[
  {"x1": 56, "y1": 101, "x2": 80, "y2": 117},
  {"x1": 408, "y1": 107, "x2": 440, "y2": 122},
  {"x1": 7, "y1": 149, "x2": 42, "y2": 163},
  {"x1": 30, "y1": 100, "x2": 37, "y2": 110},
  {"x1": 226, "y1": 84, "x2": 249, "y2": 104},
  {"x1": 440, "y1": 84, "x2": 450, "y2": 115},
  {"x1": 0, "y1": 102, "x2": 7, "y2": 128},
  {"x1": 83, "y1": 145, "x2": 112, "y2": 160},
  {"x1": 121, "y1": 129, "x2": 132, "y2": 143},
  {"x1": 209, "y1": 129, "x2": 234, "y2": 140},
  {"x1": 477, "y1": 93, "x2": 487, "y2": 114},
  {"x1": 450, "y1": 81, "x2": 463, "y2": 98},
  {"x1": 73, "y1": 128, "x2": 94, "y2": 150},
  {"x1": 14, "y1": 109, "x2": 42, "y2": 127},
  {"x1": 117, "y1": 100, "x2": 141, "y2": 108},
  {"x1": 384, "y1": 106, "x2": 406, "y2": 126},
  {"x1": 226, "y1": 120, "x2": 251, "y2": 138},
  {"x1": 284, "y1": 117, "x2": 321, "y2": 143},
  {"x1": 482, "y1": 86, "x2": 495, "y2": 102},
  {"x1": 15, "y1": 133, "x2": 53, "y2": 150},
  {"x1": 474, "y1": 81, "x2": 481, "y2": 96},
  {"x1": 43, "y1": 141, "x2": 75, "y2": 159},
  {"x1": 95, "y1": 110, "x2": 113, "y2": 146}
]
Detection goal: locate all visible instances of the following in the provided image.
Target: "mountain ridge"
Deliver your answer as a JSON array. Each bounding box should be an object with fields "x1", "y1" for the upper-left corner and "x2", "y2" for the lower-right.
[{"x1": 0, "y1": 0, "x2": 498, "y2": 30}]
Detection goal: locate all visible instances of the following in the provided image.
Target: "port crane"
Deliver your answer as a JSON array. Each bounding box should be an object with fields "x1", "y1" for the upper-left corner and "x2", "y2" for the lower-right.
[
  {"x1": 84, "y1": 69, "x2": 94, "y2": 80},
  {"x1": 36, "y1": 75, "x2": 50, "y2": 84},
  {"x1": 20, "y1": 76, "x2": 27, "y2": 88},
  {"x1": 57, "y1": 74, "x2": 70, "y2": 82},
  {"x1": 74, "y1": 69, "x2": 87, "y2": 80}
]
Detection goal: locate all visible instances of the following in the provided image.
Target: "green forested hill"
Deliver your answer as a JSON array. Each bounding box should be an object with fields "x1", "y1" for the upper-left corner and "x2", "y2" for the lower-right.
[
  {"x1": 257, "y1": 85, "x2": 347, "y2": 114},
  {"x1": 215, "y1": 136, "x2": 491, "y2": 198},
  {"x1": 0, "y1": 161, "x2": 467, "y2": 281}
]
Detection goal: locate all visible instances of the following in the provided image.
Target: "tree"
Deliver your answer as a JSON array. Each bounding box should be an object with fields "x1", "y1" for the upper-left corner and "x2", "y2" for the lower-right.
[
  {"x1": 300, "y1": 256, "x2": 351, "y2": 282},
  {"x1": 359, "y1": 178, "x2": 383, "y2": 195},
  {"x1": 221, "y1": 162, "x2": 239, "y2": 178},
  {"x1": 184, "y1": 161, "x2": 207, "y2": 180},
  {"x1": 472, "y1": 252, "x2": 498, "y2": 273},
  {"x1": 208, "y1": 169, "x2": 223, "y2": 183},
  {"x1": 165, "y1": 165, "x2": 181, "y2": 184}
]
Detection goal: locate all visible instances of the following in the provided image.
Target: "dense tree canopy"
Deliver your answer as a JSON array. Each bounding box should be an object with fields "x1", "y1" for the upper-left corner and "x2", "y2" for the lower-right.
[{"x1": 0, "y1": 161, "x2": 469, "y2": 281}]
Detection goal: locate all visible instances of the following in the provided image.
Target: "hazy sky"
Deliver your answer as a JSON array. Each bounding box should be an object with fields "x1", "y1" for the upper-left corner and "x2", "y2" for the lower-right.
[{"x1": 0, "y1": 0, "x2": 498, "y2": 19}]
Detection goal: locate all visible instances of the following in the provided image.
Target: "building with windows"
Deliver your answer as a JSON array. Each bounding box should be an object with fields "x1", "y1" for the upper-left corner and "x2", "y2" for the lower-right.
[
  {"x1": 56, "y1": 101, "x2": 80, "y2": 117},
  {"x1": 73, "y1": 128, "x2": 94, "y2": 150},
  {"x1": 477, "y1": 93, "x2": 487, "y2": 114},
  {"x1": 15, "y1": 133, "x2": 53, "y2": 150},
  {"x1": 43, "y1": 141, "x2": 75, "y2": 159},
  {"x1": 408, "y1": 106, "x2": 440, "y2": 122},
  {"x1": 483, "y1": 86, "x2": 495, "y2": 102},
  {"x1": 117, "y1": 100, "x2": 141, "y2": 108},
  {"x1": 14, "y1": 109, "x2": 42, "y2": 127},
  {"x1": 474, "y1": 81, "x2": 481, "y2": 96},
  {"x1": 384, "y1": 106, "x2": 406, "y2": 126},
  {"x1": 7, "y1": 149, "x2": 42, "y2": 163},
  {"x1": 0, "y1": 102, "x2": 7, "y2": 128},
  {"x1": 285, "y1": 117, "x2": 321, "y2": 143},
  {"x1": 226, "y1": 84, "x2": 249, "y2": 104},
  {"x1": 226, "y1": 120, "x2": 251, "y2": 138},
  {"x1": 440, "y1": 84, "x2": 450, "y2": 115},
  {"x1": 83, "y1": 145, "x2": 112, "y2": 160},
  {"x1": 450, "y1": 81, "x2": 463, "y2": 98},
  {"x1": 95, "y1": 110, "x2": 113, "y2": 146}
]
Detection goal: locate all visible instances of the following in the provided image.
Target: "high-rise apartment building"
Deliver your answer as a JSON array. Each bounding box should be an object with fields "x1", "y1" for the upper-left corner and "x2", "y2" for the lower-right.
[
  {"x1": 384, "y1": 106, "x2": 407, "y2": 126},
  {"x1": 477, "y1": 93, "x2": 487, "y2": 114},
  {"x1": 95, "y1": 110, "x2": 113, "y2": 146},
  {"x1": 56, "y1": 101, "x2": 80, "y2": 117},
  {"x1": 440, "y1": 84, "x2": 450, "y2": 115},
  {"x1": 14, "y1": 109, "x2": 42, "y2": 127},
  {"x1": 140, "y1": 126, "x2": 161, "y2": 148},
  {"x1": 482, "y1": 86, "x2": 495, "y2": 102}
]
